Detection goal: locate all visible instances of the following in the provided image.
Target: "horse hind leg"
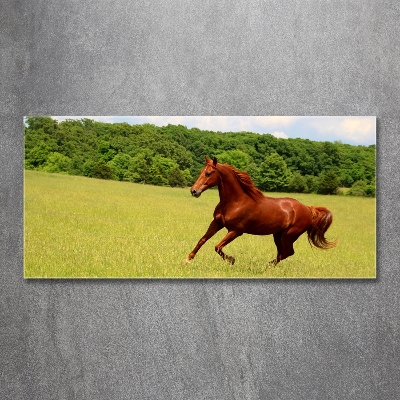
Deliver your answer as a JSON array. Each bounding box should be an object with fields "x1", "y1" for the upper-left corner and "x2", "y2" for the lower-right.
[
  {"x1": 268, "y1": 230, "x2": 300, "y2": 267},
  {"x1": 279, "y1": 230, "x2": 304, "y2": 262},
  {"x1": 267, "y1": 232, "x2": 284, "y2": 267},
  {"x1": 215, "y1": 230, "x2": 242, "y2": 265}
]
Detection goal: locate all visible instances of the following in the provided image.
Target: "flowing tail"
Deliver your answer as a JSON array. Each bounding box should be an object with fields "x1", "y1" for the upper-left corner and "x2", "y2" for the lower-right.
[{"x1": 307, "y1": 206, "x2": 337, "y2": 249}]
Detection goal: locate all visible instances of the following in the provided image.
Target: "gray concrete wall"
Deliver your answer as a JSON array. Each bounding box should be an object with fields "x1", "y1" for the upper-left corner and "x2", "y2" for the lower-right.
[{"x1": 2, "y1": 1, "x2": 398, "y2": 398}]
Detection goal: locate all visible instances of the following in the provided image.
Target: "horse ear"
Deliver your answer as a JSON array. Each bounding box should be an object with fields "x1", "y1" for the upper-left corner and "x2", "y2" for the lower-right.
[
  {"x1": 213, "y1": 157, "x2": 218, "y2": 166},
  {"x1": 205, "y1": 156, "x2": 210, "y2": 163}
]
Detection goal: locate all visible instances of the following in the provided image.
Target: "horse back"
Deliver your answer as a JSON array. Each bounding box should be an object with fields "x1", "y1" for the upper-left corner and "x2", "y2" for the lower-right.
[{"x1": 244, "y1": 196, "x2": 312, "y2": 234}]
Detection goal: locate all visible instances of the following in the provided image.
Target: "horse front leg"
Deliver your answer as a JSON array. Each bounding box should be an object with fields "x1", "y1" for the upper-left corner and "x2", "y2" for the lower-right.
[
  {"x1": 215, "y1": 230, "x2": 242, "y2": 265},
  {"x1": 186, "y1": 219, "x2": 223, "y2": 263}
]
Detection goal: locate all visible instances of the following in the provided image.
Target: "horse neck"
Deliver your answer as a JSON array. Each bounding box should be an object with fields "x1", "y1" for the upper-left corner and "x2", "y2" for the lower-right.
[{"x1": 216, "y1": 165, "x2": 246, "y2": 206}]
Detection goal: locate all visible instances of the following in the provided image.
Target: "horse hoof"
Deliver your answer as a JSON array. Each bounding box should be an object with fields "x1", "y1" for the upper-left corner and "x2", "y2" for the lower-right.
[
  {"x1": 185, "y1": 257, "x2": 191, "y2": 264},
  {"x1": 267, "y1": 260, "x2": 277, "y2": 268},
  {"x1": 226, "y1": 256, "x2": 235, "y2": 265}
]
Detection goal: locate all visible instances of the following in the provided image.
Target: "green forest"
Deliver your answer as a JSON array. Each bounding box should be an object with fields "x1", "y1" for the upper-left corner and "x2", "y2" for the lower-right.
[{"x1": 24, "y1": 117, "x2": 376, "y2": 196}]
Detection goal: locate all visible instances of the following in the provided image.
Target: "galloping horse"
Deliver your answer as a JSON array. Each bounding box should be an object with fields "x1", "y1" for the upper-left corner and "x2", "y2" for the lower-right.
[{"x1": 186, "y1": 157, "x2": 336, "y2": 266}]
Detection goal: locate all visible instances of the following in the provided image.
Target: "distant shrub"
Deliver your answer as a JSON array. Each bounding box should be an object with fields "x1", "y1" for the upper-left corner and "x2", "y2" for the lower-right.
[
  {"x1": 347, "y1": 180, "x2": 375, "y2": 197},
  {"x1": 41, "y1": 152, "x2": 72, "y2": 174},
  {"x1": 168, "y1": 165, "x2": 186, "y2": 187},
  {"x1": 317, "y1": 170, "x2": 340, "y2": 195},
  {"x1": 91, "y1": 161, "x2": 113, "y2": 180},
  {"x1": 288, "y1": 172, "x2": 308, "y2": 193}
]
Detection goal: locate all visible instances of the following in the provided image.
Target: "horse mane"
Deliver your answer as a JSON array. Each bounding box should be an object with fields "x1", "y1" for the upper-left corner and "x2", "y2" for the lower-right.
[{"x1": 218, "y1": 163, "x2": 264, "y2": 201}]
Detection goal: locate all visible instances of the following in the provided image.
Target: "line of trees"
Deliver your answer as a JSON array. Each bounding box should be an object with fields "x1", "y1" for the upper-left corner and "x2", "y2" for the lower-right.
[{"x1": 24, "y1": 117, "x2": 375, "y2": 196}]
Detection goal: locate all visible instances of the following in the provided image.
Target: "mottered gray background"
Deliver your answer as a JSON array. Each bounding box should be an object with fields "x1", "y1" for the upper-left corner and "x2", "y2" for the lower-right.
[{"x1": 2, "y1": 1, "x2": 399, "y2": 399}]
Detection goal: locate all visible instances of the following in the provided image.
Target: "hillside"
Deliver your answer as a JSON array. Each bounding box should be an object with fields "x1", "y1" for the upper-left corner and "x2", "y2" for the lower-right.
[{"x1": 24, "y1": 117, "x2": 375, "y2": 195}]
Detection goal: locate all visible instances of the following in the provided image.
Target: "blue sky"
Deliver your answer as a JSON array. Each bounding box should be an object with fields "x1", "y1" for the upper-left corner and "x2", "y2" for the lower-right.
[{"x1": 52, "y1": 116, "x2": 376, "y2": 146}]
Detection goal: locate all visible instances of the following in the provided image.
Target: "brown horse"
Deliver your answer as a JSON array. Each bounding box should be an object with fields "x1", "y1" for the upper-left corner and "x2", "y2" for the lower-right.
[{"x1": 186, "y1": 157, "x2": 336, "y2": 266}]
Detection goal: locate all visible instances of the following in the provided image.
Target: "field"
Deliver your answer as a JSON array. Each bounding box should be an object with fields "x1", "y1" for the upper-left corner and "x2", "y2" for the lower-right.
[{"x1": 24, "y1": 170, "x2": 376, "y2": 278}]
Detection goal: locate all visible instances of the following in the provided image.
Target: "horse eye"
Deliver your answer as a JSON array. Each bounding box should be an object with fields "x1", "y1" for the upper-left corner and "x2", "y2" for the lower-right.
[{"x1": 205, "y1": 172, "x2": 211, "y2": 177}]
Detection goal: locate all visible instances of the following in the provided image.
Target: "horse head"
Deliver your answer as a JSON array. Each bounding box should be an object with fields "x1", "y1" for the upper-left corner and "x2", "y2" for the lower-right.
[{"x1": 190, "y1": 157, "x2": 219, "y2": 197}]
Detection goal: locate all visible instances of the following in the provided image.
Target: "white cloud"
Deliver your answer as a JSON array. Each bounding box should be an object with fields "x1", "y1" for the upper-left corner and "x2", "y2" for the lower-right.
[
  {"x1": 140, "y1": 116, "x2": 248, "y2": 132},
  {"x1": 148, "y1": 117, "x2": 292, "y2": 137},
  {"x1": 195, "y1": 116, "x2": 300, "y2": 133},
  {"x1": 307, "y1": 116, "x2": 376, "y2": 144},
  {"x1": 187, "y1": 116, "x2": 232, "y2": 132},
  {"x1": 50, "y1": 116, "x2": 299, "y2": 136},
  {"x1": 339, "y1": 118, "x2": 376, "y2": 143},
  {"x1": 140, "y1": 116, "x2": 300, "y2": 134},
  {"x1": 49, "y1": 116, "x2": 376, "y2": 145},
  {"x1": 144, "y1": 116, "x2": 189, "y2": 126},
  {"x1": 271, "y1": 131, "x2": 288, "y2": 139}
]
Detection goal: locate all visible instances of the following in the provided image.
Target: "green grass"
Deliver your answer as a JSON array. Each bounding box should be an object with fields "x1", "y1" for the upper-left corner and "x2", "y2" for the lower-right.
[{"x1": 24, "y1": 170, "x2": 376, "y2": 278}]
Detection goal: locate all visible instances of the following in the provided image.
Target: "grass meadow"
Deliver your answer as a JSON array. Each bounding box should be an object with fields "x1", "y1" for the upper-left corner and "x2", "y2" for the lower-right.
[{"x1": 24, "y1": 170, "x2": 376, "y2": 278}]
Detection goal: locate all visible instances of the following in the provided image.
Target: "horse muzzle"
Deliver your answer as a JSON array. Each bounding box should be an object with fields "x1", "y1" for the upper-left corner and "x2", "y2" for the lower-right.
[{"x1": 190, "y1": 188, "x2": 202, "y2": 197}]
